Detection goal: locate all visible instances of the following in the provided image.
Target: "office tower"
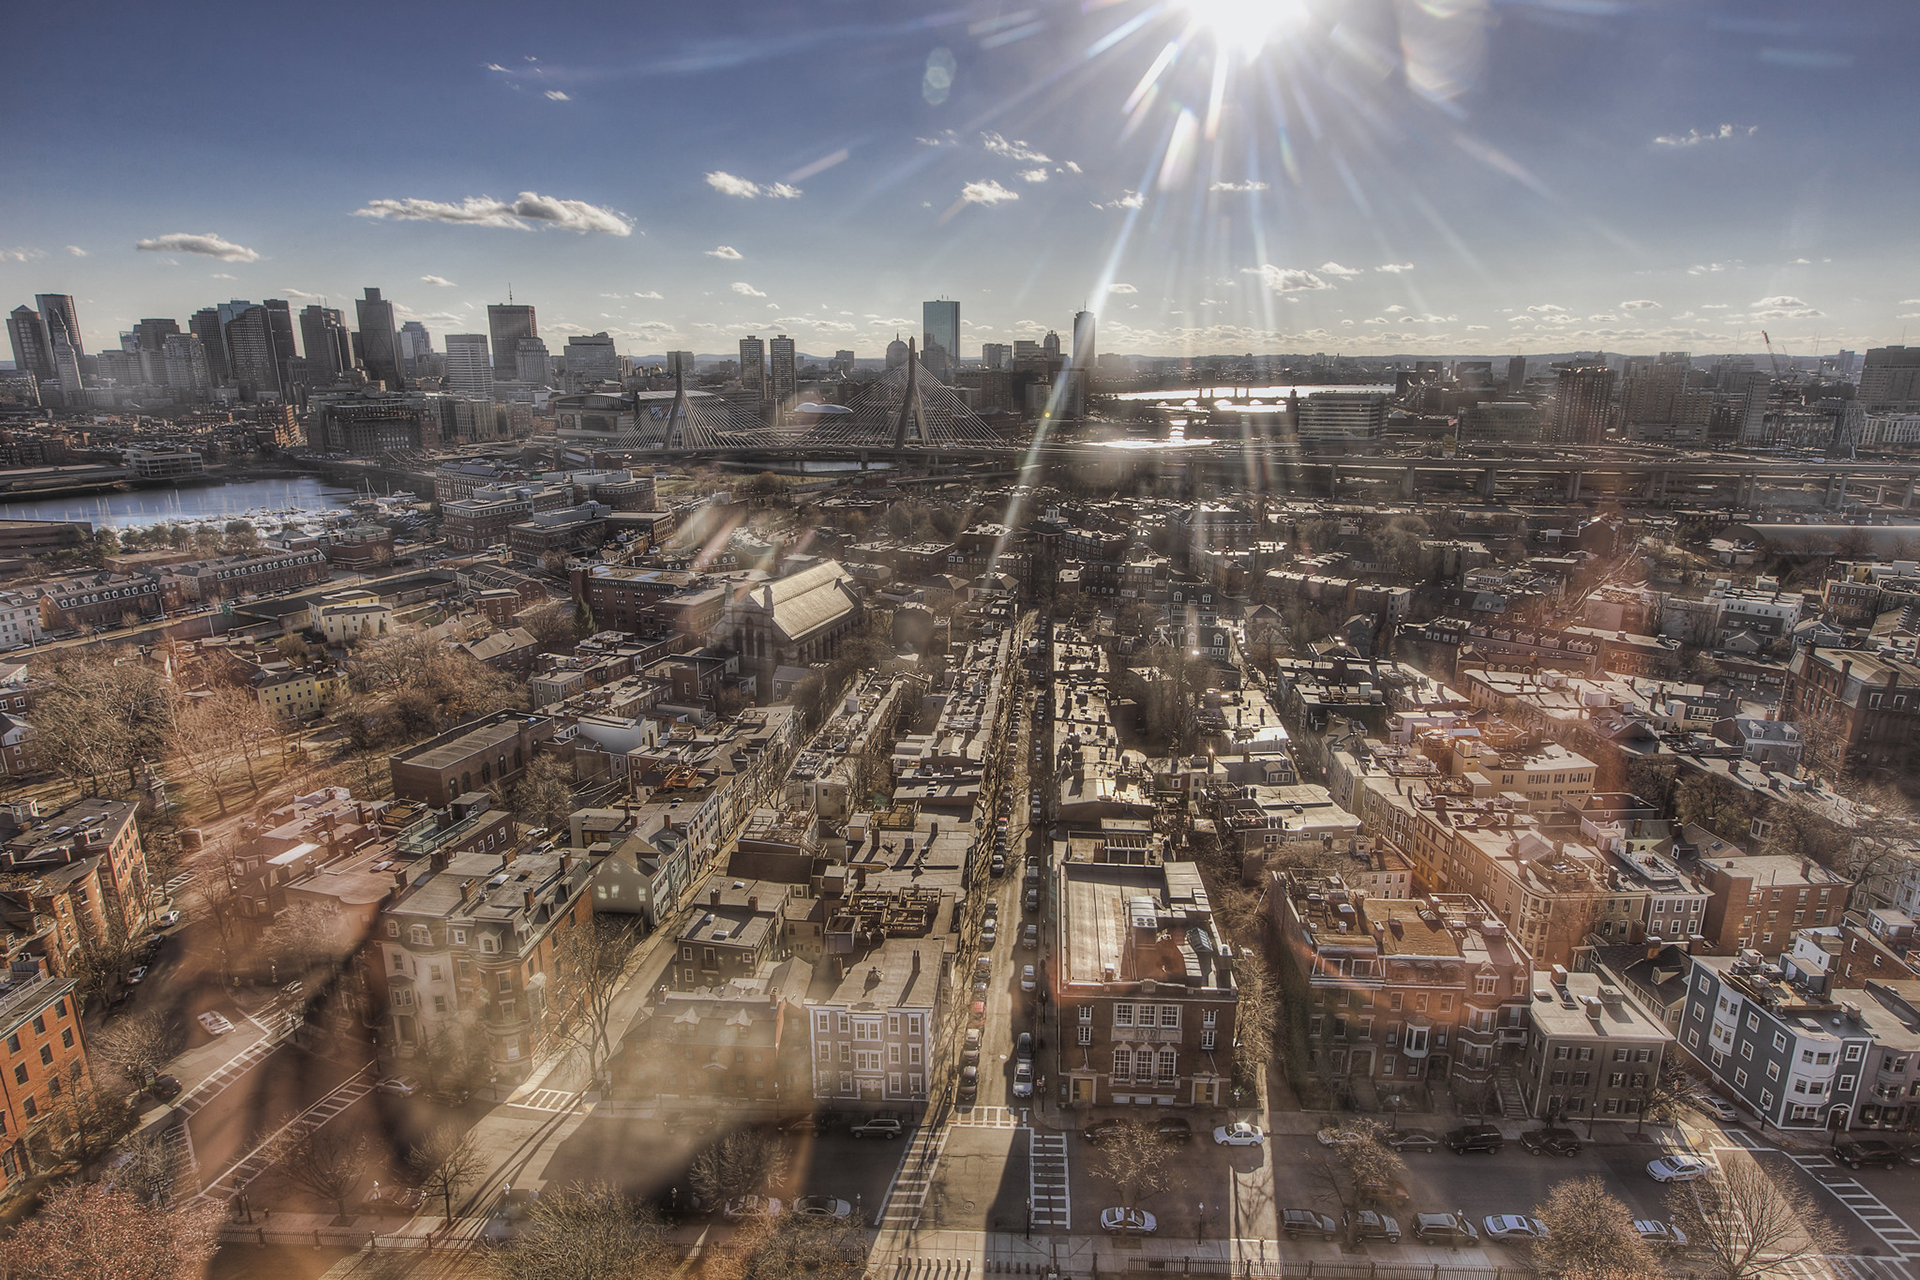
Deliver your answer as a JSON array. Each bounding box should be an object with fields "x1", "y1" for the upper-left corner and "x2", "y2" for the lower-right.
[
  {"x1": 7, "y1": 306, "x2": 54, "y2": 381},
  {"x1": 922, "y1": 299, "x2": 960, "y2": 364},
  {"x1": 222, "y1": 303, "x2": 282, "y2": 400},
  {"x1": 1834, "y1": 349, "x2": 1856, "y2": 378},
  {"x1": 264, "y1": 300, "x2": 298, "y2": 390},
  {"x1": 45, "y1": 311, "x2": 82, "y2": 393},
  {"x1": 982, "y1": 342, "x2": 1010, "y2": 371},
  {"x1": 1065, "y1": 310, "x2": 1096, "y2": 417},
  {"x1": 1012, "y1": 339, "x2": 1041, "y2": 371},
  {"x1": 444, "y1": 334, "x2": 493, "y2": 398},
  {"x1": 1507, "y1": 355, "x2": 1527, "y2": 393},
  {"x1": 1042, "y1": 330, "x2": 1061, "y2": 359},
  {"x1": 1549, "y1": 365, "x2": 1616, "y2": 445},
  {"x1": 487, "y1": 303, "x2": 537, "y2": 383},
  {"x1": 563, "y1": 333, "x2": 618, "y2": 392},
  {"x1": 35, "y1": 294, "x2": 84, "y2": 359},
  {"x1": 298, "y1": 305, "x2": 353, "y2": 379},
  {"x1": 666, "y1": 351, "x2": 695, "y2": 376},
  {"x1": 1859, "y1": 346, "x2": 1920, "y2": 413},
  {"x1": 830, "y1": 349, "x2": 855, "y2": 377},
  {"x1": 738, "y1": 335, "x2": 766, "y2": 397},
  {"x1": 769, "y1": 334, "x2": 796, "y2": 403},
  {"x1": 131, "y1": 318, "x2": 180, "y2": 385},
  {"x1": 398, "y1": 320, "x2": 434, "y2": 373},
  {"x1": 162, "y1": 333, "x2": 210, "y2": 390},
  {"x1": 885, "y1": 337, "x2": 909, "y2": 370},
  {"x1": 190, "y1": 308, "x2": 231, "y2": 384},
  {"x1": 515, "y1": 336, "x2": 550, "y2": 385},
  {"x1": 355, "y1": 288, "x2": 403, "y2": 389}
]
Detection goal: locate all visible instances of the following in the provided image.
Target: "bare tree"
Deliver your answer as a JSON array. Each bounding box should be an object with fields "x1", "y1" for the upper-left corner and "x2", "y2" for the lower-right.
[
  {"x1": 1316, "y1": 1119, "x2": 1406, "y2": 1209},
  {"x1": 734, "y1": 1215, "x2": 866, "y2": 1280},
  {"x1": 1631, "y1": 1054, "x2": 1693, "y2": 1135},
  {"x1": 68, "y1": 911, "x2": 139, "y2": 1014},
  {"x1": 173, "y1": 692, "x2": 243, "y2": 816},
  {"x1": 109, "y1": 1124, "x2": 185, "y2": 1206},
  {"x1": 93, "y1": 1010, "x2": 180, "y2": 1087},
  {"x1": 260, "y1": 900, "x2": 347, "y2": 981},
  {"x1": 1089, "y1": 1119, "x2": 1176, "y2": 1208},
  {"x1": 1531, "y1": 1174, "x2": 1661, "y2": 1280},
  {"x1": 1230, "y1": 950, "x2": 1275, "y2": 1097},
  {"x1": 512, "y1": 753, "x2": 577, "y2": 832},
  {"x1": 690, "y1": 1129, "x2": 787, "y2": 1206},
  {"x1": 482, "y1": 1181, "x2": 667, "y2": 1280},
  {"x1": 268, "y1": 1123, "x2": 371, "y2": 1218},
  {"x1": 46, "y1": 1080, "x2": 136, "y2": 1167},
  {"x1": 0, "y1": 1182, "x2": 221, "y2": 1280},
  {"x1": 1669, "y1": 1157, "x2": 1843, "y2": 1280},
  {"x1": 410, "y1": 1124, "x2": 486, "y2": 1225},
  {"x1": 540, "y1": 919, "x2": 641, "y2": 1083}
]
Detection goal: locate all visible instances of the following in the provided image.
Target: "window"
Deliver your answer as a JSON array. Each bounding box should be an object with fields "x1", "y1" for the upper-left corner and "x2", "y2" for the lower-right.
[
  {"x1": 1115, "y1": 1004, "x2": 1134, "y2": 1027},
  {"x1": 1740, "y1": 1041, "x2": 1753, "y2": 1061},
  {"x1": 908, "y1": 1015, "x2": 922, "y2": 1036},
  {"x1": 888, "y1": 1015, "x2": 901, "y2": 1035},
  {"x1": 409, "y1": 925, "x2": 430, "y2": 945},
  {"x1": 1157, "y1": 1048, "x2": 1176, "y2": 1079},
  {"x1": 1160, "y1": 1005, "x2": 1179, "y2": 1028},
  {"x1": 1576, "y1": 1047, "x2": 1594, "y2": 1062},
  {"x1": 386, "y1": 920, "x2": 399, "y2": 938},
  {"x1": 1736, "y1": 1069, "x2": 1750, "y2": 1088},
  {"x1": 1201, "y1": 1030, "x2": 1216, "y2": 1050},
  {"x1": 451, "y1": 928, "x2": 467, "y2": 945},
  {"x1": 11, "y1": 1065, "x2": 24, "y2": 1086},
  {"x1": 20, "y1": 1097, "x2": 33, "y2": 1120},
  {"x1": 1768, "y1": 1062, "x2": 1780, "y2": 1080},
  {"x1": 1113, "y1": 1049, "x2": 1132, "y2": 1078},
  {"x1": 1078, "y1": 1005, "x2": 1092, "y2": 1023},
  {"x1": 1774, "y1": 1032, "x2": 1788, "y2": 1052},
  {"x1": 1202, "y1": 1009, "x2": 1216, "y2": 1027},
  {"x1": 1610, "y1": 1072, "x2": 1624, "y2": 1088},
  {"x1": 1845, "y1": 1044, "x2": 1865, "y2": 1062},
  {"x1": 889, "y1": 1044, "x2": 901, "y2": 1065},
  {"x1": 1078, "y1": 1025, "x2": 1092, "y2": 1046},
  {"x1": 60, "y1": 1029, "x2": 72, "y2": 1049},
  {"x1": 1475, "y1": 974, "x2": 1497, "y2": 994},
  {"x1": 1840, "y1": 1074, "x2": 1857, "y2": 1092},
  {"x1": 1555, "y1": 1045, "x2": 1571, "y2": 1060},
  {"x1": 1746, "y1": 1012, "x2": 1760, "y2": 1032},
  {"x1": 1389, "y1": 992, "x2": 1404, "y2": 1011},
  {"x1": 1308, "y1": 1016, "x2": 1323, "y2": 1036},
  {"x1": 480, "y1": 935, "x2": 498, "y2": 954},
  {"x1": 1687, "y1": 1029, "x2": 1700, "y2": 1048}
]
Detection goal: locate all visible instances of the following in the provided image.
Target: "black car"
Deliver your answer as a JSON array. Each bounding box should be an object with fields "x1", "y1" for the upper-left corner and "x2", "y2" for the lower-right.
[
  {"x1": 1083, "y1": 1118, "x2": 1129, "y2": 1145},
  {"x1": 1836, "y1": 1138, "x2": 1907, "y2": 1169},
  {"x1": 146, "y1": 1073, "x2": 181, "y2": 1102},
  {"x1": 1281, "y1": 1209, "x2": 1339, "y2": 1241},
  {"x1": 1520, "y1": 1127, "x2": 1582, "y2": 1157},
  {"x1": 1156, "y1": 1116, "x2": 1193, "y2": 1143},
  {"x1": 1383, "y1": 1128, "x2": 1441, "y2": 1153},
  {"x1": 1342, "y1": 1209, "x2": 1403, "y2": 1243},
  {"x1": 1445, "y1": 1124, "x2": 1505, "y2": 1154}
]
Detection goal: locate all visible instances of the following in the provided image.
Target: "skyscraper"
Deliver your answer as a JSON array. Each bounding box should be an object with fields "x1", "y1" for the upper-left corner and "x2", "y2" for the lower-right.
[
  {"x1": 922, "y1": 299, "x2": 959, "y2": 366},
  {"x1": 298, "y1": 305, "x2": 353, "y2": 379},
  {"x1": 355, "y1": 288, "x2": 403, "y2": 389},
  {"x1": 1549, "y1": 365, "x2": 1616, "y2": 445},
  {"x1": 1860, "y1": 346, "x2": 1920, "y2": 413},
  {"x1": 162, "y1": 333, "x2": 211, "y2": 391},
  {"x1": 398, "y1": 320, "x2": 434, "y2": 374},
  {"x1": 515, "y1": 336, "x2": 550, "y2": 385},
  {"x1": 738, "y1": 335, "x2": 766, "y2": 397},
  {"x1": 191, "y1": 308, "x2": 230, "y2": 384},
  {"x1": 222, "y1": 303, "x2": 282, "y2": 400},
  {"x1": 487, "y1": 303, "x2": 537, "y2": 383},
  {"x1": 131, "y1": 318, "x2": 180, "y2": 385},
  {"x1": 1507, "y1": 355, "x2": 1528, "y2": 393},
  {"x1": 35, "y1": 295, "x2": 84, "y2": 359},
  {"x1": 7, "y1": 306, "x2": 54, "y2": 382},
  {"x1": 263, "y1": 300, "x2": 298, "y2": 391},
  {"x1": 564, "y1": 333, "x2": 618, "y2": 392},
  {"x1": 665, "y1": 351, "x2": 695, "y2": 376},
  {"x1": 769, "y1": 334, "x2": 796, "y2": 403},
  {"x1": 444, "y1": 334, "x2": 493, "y2": 398},
  {"x1": 1066, "y1": 310, "x2": 1096, "y2": 417},
  {"x1": 1042, "y1": 330, "x2": 1061, "y2": 359},
  {"x1": 982, "y1": 343, "x2": 1010, "y2": 370}
]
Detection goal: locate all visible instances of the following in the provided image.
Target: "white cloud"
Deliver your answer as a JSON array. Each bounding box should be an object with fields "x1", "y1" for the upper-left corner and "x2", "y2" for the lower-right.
[
  {"x1": 633, "y1": 290, "x2": 663, "y2": 300},
  {"x1": 210, "y1": 272, "x2": 236, "y2": 280},
  {"x1": 766, "y1": 183, "x2": 802, "y2": 199},
  {"x1": 1466, "y1": 324, "x2": 1490, "y2": 330},
  {"x1": 731, "y1": 282, "x2": 766, "y2": 297},
  {"x1": 1065, "y1": 161, "x2": 1082, "y2": 174},
  {"x1": 1687, "y1": 262, "x2": 1731, "y2": 275},
  {"x1": 281, "y1": 287, "x2": 321, "y2": 299},
  {"x1": 1619, "y1": 299, "x2": 1661, "y2": 311},
  {"x1": 1019, "y1": 168, "x2": 1049, "y2": 184},
  {"x1": 981, "y1": 131, "x2": 1048, "y2": 163},
  {"x1": 960, "y1": 179, "x2": 1019, "y2": 206},
  {"x1": 1210, "y1": 181, "x2": 1269, "y2": 193},
  {"x1": 1700, "y1": 303, "x2": 1730, "y2": 309},
  {"x1": 1375, "y1": 262, "x2": 1415, "y2": 273},
  {"x1": 1527, "y1": 303, "x2": 1566, "y2": 313},
  {"x1": 1108, "y1": 283, "x2": 1138, "y2": 294},
  {"x1": 1588, "y1": 314, "x2": 1619, "y2": 322},
  {"x1": 1789, "y1": 257, "x2": 1811, "y2": 265},
  {"x1": 1749, "y1": 294, "x2": 1824, "y2": 319},
  {"x1": 353, "y1": 192, "x2": 631, "y2": 235},
  {"x1": 1318, "y1": 262, "x2": 1362, "y2": 277},
  {"x1": 706, "y1": 245, "x2": 744, "y2": 259},
  {"x1": 420, "y1": 274, "x2": 457, "y2": 287},
  {"x1": 1241, "y1": 264, "x2": 1333, "y2": 293},
  {"x1": 1385, "y1": 304, "x2": 1407, "y2": 314},
  {"x1": 706, "y1": 171, "x2": 762, "y2": 198},
  {"x1": 0, "y1": 248, "x2": 45, "y2": 263},
  {"x1": 1098, "y1": 191, "x2": 1145, "y2": 210},
  {"x1": 134, "y1": 232, "x2": 260, "y2": 261},
  {"x1": 915, "y1": 136, "x2": 947, "y2": 147},
  {"x1": 544, "y1": 90, "x2": 570, "y2": 101},
  {"x1": 1899, "y1": 299, "x2": 1920, "y2": 306},
  {"x1": 485, "y1": 62, "x2": 507, "y2": 71},
  {"x1": 63, "y1": 245, "x2": 86, "y2": 257},
  {"x1": 1654, "y1": 123, "x2": 1757, "y2": 147}
]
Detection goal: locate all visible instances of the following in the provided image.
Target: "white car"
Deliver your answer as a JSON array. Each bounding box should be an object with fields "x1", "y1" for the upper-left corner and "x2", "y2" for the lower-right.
[
  {"x1": 1483, "y1": 1215, "x2": 1551, "y2": 1241},
  {"x1": 1213, "y1": 1121, "x2": 1265, "y2": 1147},
  {"x1": 1020, "y1": 965, "x2": 1037, "y2": 991},
  {"x1": 722, "y1": 1195, "x2": 783, "y2": 1220},
  {"x1": 1316, "y1": 1125, "x2": 1364, "y2": 1147},
  {"x1": 1647, "y1": 1155, "x2": 1714, "y2": 1183},
  {"x1": 1633, "y1": 1220, "x2": 1689, "y2": 1247},
  {"x1": 792, "y1": 1195, "x2": 852, "y2": 1220},
  {"x1": 981, "y1": 921, "x2": 997, "y2": 947},
  {"x1": 1689, "y1": 1093, "x2": 1739, "y2": 1122},
  {"x1": 374, "y1": 1076, "x2": 418, "y2": 1097},
  {"x1": 196, "y1": 1011, "x2": 234, "y2": 1035},
  {"x1": 1100, "y1": 1206, "x2": 1157, "y2": 1235},
  {"x1": 1013, "y1": 1063, "x2": 1033, "y2": 1098},
  {"x1": 154, "y1": 911, "x2": 182, "y2": 928}
]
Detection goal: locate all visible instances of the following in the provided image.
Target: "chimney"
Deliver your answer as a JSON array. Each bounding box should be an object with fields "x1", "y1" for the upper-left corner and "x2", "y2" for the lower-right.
[
  {"x1": 460, "y1": 878, "x2": 476, "y2": 902},
  {"x1": 524, "y1": 888, "x2": 536, "y2": 911},
  {"x1": 710, "y1": 886, "x2": 722, "y2": 906},
  {"x1": 430, "y1": 850, "x2": 450, "y2": 873},
  {"x1": 747, "y1": 895, "x2": 759, "y2": 914},
  {"x1": 911, "y1": 948, "x2": 921, "y2": 976},
  {"x1": 393, "y1": 869, "x2": 410, "y2": 890},
  {"x1": 559, "y1": 852, "x2": 572, "y2": 874}
]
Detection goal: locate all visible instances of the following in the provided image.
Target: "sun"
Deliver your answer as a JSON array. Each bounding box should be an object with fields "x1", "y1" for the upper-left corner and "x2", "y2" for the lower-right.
[{"x1": 1175, "y1": 0, "x2": 1301, "y2": 49}]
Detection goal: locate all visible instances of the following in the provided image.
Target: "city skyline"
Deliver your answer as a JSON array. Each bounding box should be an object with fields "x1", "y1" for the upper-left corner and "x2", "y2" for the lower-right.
[{"x1": 3, "y1": 0, "x2": 1918, "y2": 360}]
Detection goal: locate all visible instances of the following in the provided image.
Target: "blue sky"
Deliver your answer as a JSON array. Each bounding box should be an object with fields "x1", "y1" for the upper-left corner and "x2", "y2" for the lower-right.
[{"x1": 4, "y1": 0, "x2": 1917, "y2": 360}]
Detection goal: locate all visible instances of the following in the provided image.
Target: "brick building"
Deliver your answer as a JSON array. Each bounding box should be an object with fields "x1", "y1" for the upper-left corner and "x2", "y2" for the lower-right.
[
  {"x1": 1786, "y1": 646, "x2": 1920, "y2": 778},
  {"x1": 1695, "y1": 854, "x2": 1848, "y2": 958},
  {"x1": 389, "y1": 712, "x2": 556, "y2": 807},
  {"x1": 0, "y1": 957, "x2": 91, "y2": 1195}
]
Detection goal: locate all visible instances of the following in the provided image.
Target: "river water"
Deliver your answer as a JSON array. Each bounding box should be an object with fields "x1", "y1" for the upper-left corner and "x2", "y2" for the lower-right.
[{"x1": 0, "y1": 475, "x2": 361, "y2": 530}]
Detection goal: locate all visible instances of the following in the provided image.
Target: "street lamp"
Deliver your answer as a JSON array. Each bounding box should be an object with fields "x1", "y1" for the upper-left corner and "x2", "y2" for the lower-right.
[
  {"x1": 1388, "y1": 1094, "x2": 1401, "y2": 1130},
  {"x1": 1196, "y1": 1202, "x2": 1206, "y2": 1243},
  {"x1": 1025, "y1": 1195, "x2": 1033, "y2": 1241}
]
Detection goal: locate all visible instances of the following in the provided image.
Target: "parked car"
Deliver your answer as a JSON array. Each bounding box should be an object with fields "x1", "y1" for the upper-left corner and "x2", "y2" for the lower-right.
[
  {"x1": 969, "y1": 1000, "x2": 987, "y2": 1024},
  {"x1": 1633, "y1": 1220, "x2": 1689, "y2": 1248},
  {"x1": 1316, "y1": 1125, "x2": 1364, "y2": 1147},
  {"x1": 1688, "y1": 1093, "x2": 1739, "y2": 1122},
  {"x1": 1024, "y1": 889, "x2": 1041, "y2": 912},
  {"x1": 990, "y1": 855, "x2": 1006, "y2": 877},
  {"x1": 1016, "y1": 1032, "x2": 1033, "y2": 1063},
  {"x1": 146, "y1": 1073, "x2": 181, "y2": 1102},
  {"x1": 1213, "y1": 1121, "x2": 1265, "y2": 1147},
  {"x1": 1836, "y1": 1138, "x2": 1907, "y2": 1169},
  {"x1": 851, "y1": 1116, "x2": 905, "y2": 1140},
  {"x1": 722, "y1": 1195, "x2": 782, "y2": 1221},
  {"x1": 1520, "y1": 1127, "x2": 1583, "y2": 1157},
  {"x1": 1013, "y1": 1064, "x2": 1033, "y2": 1098},
  {"x1": 1083, "y1": 1119, "x2": 1129, "y2": 1145},
  {"x1": 362, "y1": 1182, "x2": 427, "y2": 1213},
  {"x1": 1647, "y1": 1155, "x2": 1714, "y2": 1183},
  {"x1": 1022, "y1": 924, "x2": 1039, "y2": 950},
  {"x1": 154, "y1": 911, "x2": 181, "y2": 928},
  {"x1": 963, "y1": 1028, "x2": 982, "y2": 1065},
  {"x1": 1412, "y1": 1212, "x2": 1479, "y2": 1245},
  {"x1": 981, "y1": 921, "x2": 998, "y2": 947},
  {"x1": 1020, "y1": 965, "x2": 1036, "y2": 991},
  {"x1": 976, "y1": 955, "x2": 992, "y2": 976},
  {"x1": 792, "y1": 1195, "x2": 853, "y2": 1221},
  {"x1": 1445, "y1": 1124, "x2": 1504, "y2": 1154},
  {"x1": 126, "y1": 966, "x2": 148, "y2": 985},
  {"x1": 196, "y1": 1012, "x2": 234, "y2": 1036},
  {"x1": 1155, "y1": 1116, "x2": 1192, "y2": 1143},
  {"x1": 1100, "y1": 1207, "x2": 1157, "y2": 1235},
  {"x1": 1342, "y1": 1210, "x2": 1401, "y2": 1243},
  {"x1": 1281, "y1": 1209, "x2": 1339, "y2": 1241},
  {"x1": 1383, "y1": 1128, "x2": 1441, "y2": 1153},
  {"x1": 374, "y1": 1076, "x2": 419, "y2": 1097},
  {"x1": 1483, "y1": 1215, "x2": 1550, "y2": 1241}
]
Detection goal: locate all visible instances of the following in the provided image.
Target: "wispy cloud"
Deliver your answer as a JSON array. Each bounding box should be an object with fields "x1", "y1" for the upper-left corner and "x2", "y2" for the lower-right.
[
  {"x1": 960, "y1": 179, "x2": 1019, "y2": 206},
  {"x1": 981, "y1": 131, "x2": 1048, "y2": 163},
  {"x1": 1019, "y1": 168, "x2": 1049, "y2": 184},
  {"x1": 0, "y1": 248, "x2": 46, "y2": 263},
  {"x1": 1654, "y1": 123, "x2": 1757, "y2": 147},
  {"x1": 705, "y1": 171, "x2": 801, "y2": 200},
  {"x1": 281, "y1": 287, "x2": 321, "y2": 299},
  {"x1": 544, "y1": 90, "x2": 570, "y2": 101},
  {"x1": 63, "y1": 245, "x2": 86, "y2": 258},
  {"x1": 633, "y1": 290, "x2": 663, "y2": 300},
  {"x1": 1108, "y1": 283, "x2": 1138, "y2": 294},
  {"x1": 1209, "y1": 181, "x2": 1269, "y2": 193},
  {"x1": 1527, "y1": 303, "x2": 1566, "y2": 313},
  {"x1": 731, "y1": 282, "x2": 766, "y2": 297},
  {"x1": 706, "y1": 245, "x2": 743, "y2": 260},
  {"x1": 354, "y1": 192, "x2": 631, "y2": 235},
  {"x1": 1242, "y1": 265, "x2": 1333, "y2": 293},
  {"x1": 1619, "y1": 299, "x2": 1661, "y2": 310},
  {"x1": 1375, "y1": 262, "x2": 1415, "y2": 273},
  {"x1": 135, "y1": 232, "x2": 260, "y2": 261},
  {"x1": 1097, "y1": 191, "x2": 1145, "y2": 210},
  {"x1": 1749, "y1": 294, "x2": 1823, "y2": 319},
  {"x1": 1687, "y1": 261, "x2": 1737, "y2": 275},
  {"x1": 1318, "y1": 262, "x2": 1362, "y2": 277},
  {"x1": 210, "y1": 272, "x2": 236, "y2": 280},
  {"x1": 420, "y1": 274, "x2": 457, "y2": 287}
]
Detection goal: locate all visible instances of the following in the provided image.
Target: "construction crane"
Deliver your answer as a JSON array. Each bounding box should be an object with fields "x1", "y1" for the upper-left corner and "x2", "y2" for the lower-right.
[{"x1": 1761, "y1": 330, "x2": 1782, "y2": 378}]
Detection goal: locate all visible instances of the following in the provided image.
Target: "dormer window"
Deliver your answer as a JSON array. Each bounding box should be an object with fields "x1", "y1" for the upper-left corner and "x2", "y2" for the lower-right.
[
  {"x1": 409, "y1": 925, "x2": 430, "y2": 946},
  {"x1": 480, "y1": 934, "x2": 498, "y2": 954}
]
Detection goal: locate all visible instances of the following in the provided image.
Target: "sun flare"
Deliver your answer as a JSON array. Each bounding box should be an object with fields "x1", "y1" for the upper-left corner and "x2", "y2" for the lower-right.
[{"x1": 1175, "y1": 0, "x2": 1301, "y2": 48}]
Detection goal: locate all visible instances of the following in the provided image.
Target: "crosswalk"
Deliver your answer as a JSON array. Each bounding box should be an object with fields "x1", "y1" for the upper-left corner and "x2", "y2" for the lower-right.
[
  {"x1": 949, "y1": 1104, "x2": 1021, "y2": 1129},
  {"x1": 197, "y1": 1067, "x2": 373, "y2": 1203},
  {"x1": 1027, "y1": 1130, "x2": 1069, "y2": 1230},
  {"x1": 1788, "y1": 1154, "x2": 1920, "y2": 1259},
  {"x1": 178, "y1": 1036, "x2": 282, "y2": 1119},
  {"x1": 511, "y1": 1088, "x2": 582, "y2": 1114},
  {"x1": 879, "y1": 1124, "x2": 949, "y2": 1227},
  {"x1": 247, "y1": 1006, "x2": 300, "y2": 1040}
]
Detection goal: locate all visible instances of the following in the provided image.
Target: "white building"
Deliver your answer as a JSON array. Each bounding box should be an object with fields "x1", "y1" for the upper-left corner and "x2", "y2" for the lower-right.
[
  {"x1": 564, "y1": 333, "x2": 619, "y2": 392},
  {"x1": 443, "y1": 334, "x2": 493, "y2": 400}
]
